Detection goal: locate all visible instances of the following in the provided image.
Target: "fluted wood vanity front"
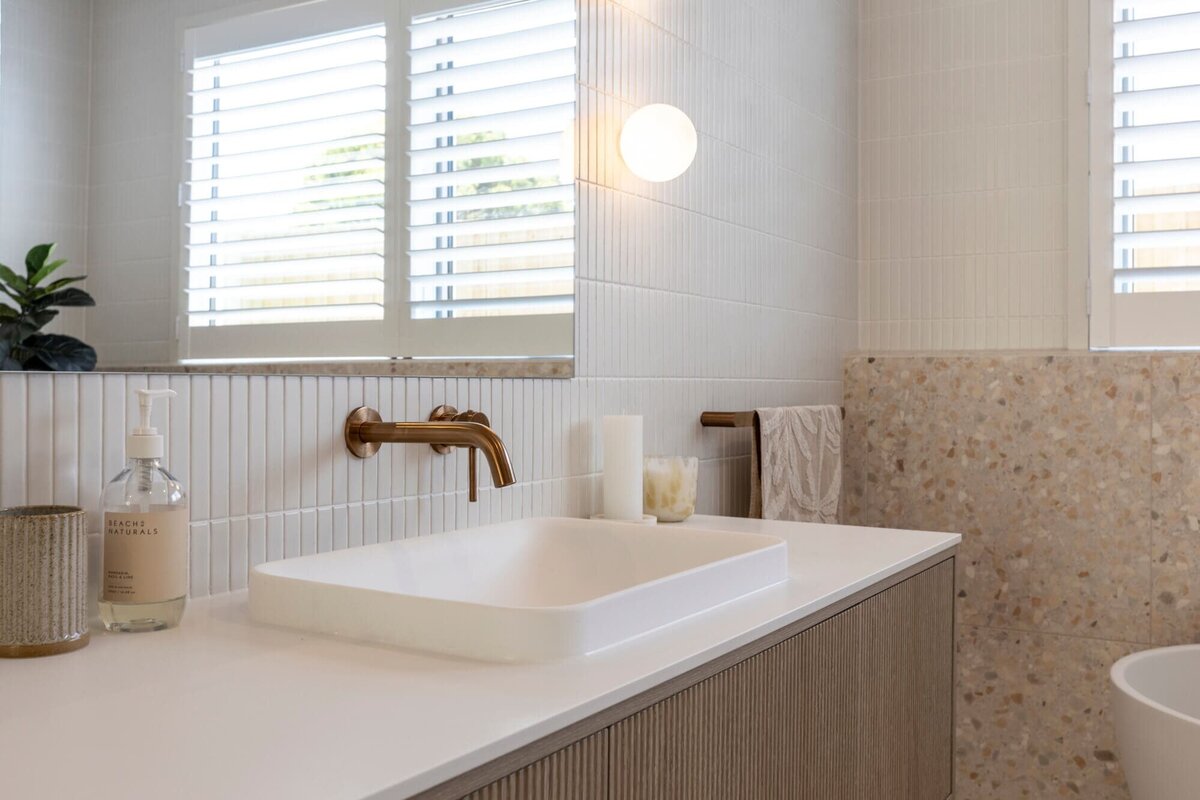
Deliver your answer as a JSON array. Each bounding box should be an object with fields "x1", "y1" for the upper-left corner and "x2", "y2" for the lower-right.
[{"x1": 426, "y1": 557, "x2": 955, "y2": 800}]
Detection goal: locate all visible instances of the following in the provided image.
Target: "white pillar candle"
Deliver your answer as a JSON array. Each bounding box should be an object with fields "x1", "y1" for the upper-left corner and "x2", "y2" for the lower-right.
[{"x1": 602, "y1": 415, "x2": 644, "y2": 520}]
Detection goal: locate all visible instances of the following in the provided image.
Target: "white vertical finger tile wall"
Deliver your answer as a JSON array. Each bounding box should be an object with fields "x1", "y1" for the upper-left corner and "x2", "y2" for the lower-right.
[
  {"x1": 0, "y1": 0, "x2": 858, "y2": 598},
  {"x1": 857, "y1": 0, "x2": 1069, "y2": 350}
]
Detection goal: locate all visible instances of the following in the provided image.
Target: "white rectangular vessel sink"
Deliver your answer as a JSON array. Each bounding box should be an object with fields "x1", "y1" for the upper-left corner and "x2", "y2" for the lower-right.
[{"x1": 249, "y1": 517, "x2": 788, "y2": 662}]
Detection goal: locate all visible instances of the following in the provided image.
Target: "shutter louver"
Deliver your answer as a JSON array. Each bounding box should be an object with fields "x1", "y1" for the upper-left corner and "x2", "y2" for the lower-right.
[
  {"x1": 185, "y1": 23, "x2": 387, "y2": 328},
  {"x1": 1112, "y1": 2, "x2": 1200, "y2": 291},
  {"x1": 407, "y1": 0, "x2": 576, "y2": 320}
]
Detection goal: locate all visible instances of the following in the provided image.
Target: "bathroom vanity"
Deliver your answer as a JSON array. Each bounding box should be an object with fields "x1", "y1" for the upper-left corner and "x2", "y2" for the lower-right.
[
  {"x1": 441, "y1": 556, "x2": 954, "y2": 800},
  {"x1": 0, "y1": 516, "x2": 958, "y2": 800}
]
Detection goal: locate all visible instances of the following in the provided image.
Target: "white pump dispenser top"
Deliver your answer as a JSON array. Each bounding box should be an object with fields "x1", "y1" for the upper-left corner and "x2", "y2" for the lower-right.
[{"x1": 128, "y1": 389, "x2": 175, "y2": 459}]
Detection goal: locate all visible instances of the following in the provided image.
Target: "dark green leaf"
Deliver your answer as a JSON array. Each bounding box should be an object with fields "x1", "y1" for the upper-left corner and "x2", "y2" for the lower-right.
[
  {"x1": 30, "y1": 288, "x2": 95, "y2": 310},
  {"x1": 28, "y1": 258, "x2": 68, "y2": 287},
  {"x1": 19, "y1": 334, "x2": 96, "y2": 372},
  {"x1": 30, "y1": 309, "x2": 58, "y2": 327},
  {"x1": 19, "y1": 309, "x2": 58, "y2": 334},
  {"x1": 38, "y1": 275, "x2": 86, "y2": 293},
  {"x1": 1, "y1": 311, "x2": 56, "y2": 345},
  {"x1": 0, "y1": 338, "x2": 20, "y2": 371},
  {"x1": 0, "y1": 263, "x2": 29, "y2": 295},
  {"x1": 24, "y1": 243, "x2": 54, "y2": 279},
  {"x1": 25, "y1": 273, "x2": 86, "y2": 302},
  {"x1": 0, "y1": 305, "x2": 18, "y2": 321}
]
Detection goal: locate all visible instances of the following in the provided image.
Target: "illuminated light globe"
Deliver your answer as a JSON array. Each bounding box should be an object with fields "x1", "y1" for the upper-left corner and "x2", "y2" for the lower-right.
[{"x1": 618, "y1": 104, "x2": 697, "y2": 182}]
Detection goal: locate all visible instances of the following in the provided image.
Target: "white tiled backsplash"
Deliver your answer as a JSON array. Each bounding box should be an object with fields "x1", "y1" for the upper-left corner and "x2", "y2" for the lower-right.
[
  {"x1": 0, "y1": 0, "x2": 859, "y2": 598},
  {"x1": 857, "y1": 0, "x2": 1070, "y2": 350},
  {"x1": 0, "y1": 373, "x2": 840, "y2": 597}
]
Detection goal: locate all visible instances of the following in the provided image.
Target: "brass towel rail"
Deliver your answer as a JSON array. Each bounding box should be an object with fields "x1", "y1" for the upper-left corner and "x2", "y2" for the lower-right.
[
  {"x1": 700, "y1": 408, "x2": 845, "y2": 428},
  {"x1": 699, "y1": 411, "x2": 759, "y2": 428}
]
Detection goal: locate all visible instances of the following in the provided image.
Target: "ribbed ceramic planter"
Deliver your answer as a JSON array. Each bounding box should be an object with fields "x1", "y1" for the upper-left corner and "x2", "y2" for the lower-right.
[{"x1": 0, "y1": 505, "x2": 90, "y2": 657}]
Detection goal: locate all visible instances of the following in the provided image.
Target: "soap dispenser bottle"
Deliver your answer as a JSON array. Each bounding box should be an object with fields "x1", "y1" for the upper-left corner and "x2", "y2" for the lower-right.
[{"x1": 99, "y1": 389, "x2": 189, "y2": 632}]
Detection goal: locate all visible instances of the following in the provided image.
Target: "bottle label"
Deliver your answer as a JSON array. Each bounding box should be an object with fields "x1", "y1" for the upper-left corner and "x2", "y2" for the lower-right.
[{"x1": 102, "y1": 509, "x2": 189, "y2": 603}]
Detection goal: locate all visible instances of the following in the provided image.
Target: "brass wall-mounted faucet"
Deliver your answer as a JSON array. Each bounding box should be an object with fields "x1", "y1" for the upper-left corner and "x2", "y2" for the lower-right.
[{"x1": 344, "y1": 405, "x2": 516, "y2": 502}]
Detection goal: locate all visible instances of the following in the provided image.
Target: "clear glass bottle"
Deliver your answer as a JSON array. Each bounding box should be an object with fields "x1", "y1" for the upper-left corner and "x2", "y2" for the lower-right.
[{"x1": 99, "y1": 390, "x2": 189, "y2": 632}]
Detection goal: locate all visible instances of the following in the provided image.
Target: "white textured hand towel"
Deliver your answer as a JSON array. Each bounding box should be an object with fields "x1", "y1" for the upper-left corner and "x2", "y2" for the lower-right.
[{"x1": 749, "y1": 405, "x2": 842, "y2": 523}]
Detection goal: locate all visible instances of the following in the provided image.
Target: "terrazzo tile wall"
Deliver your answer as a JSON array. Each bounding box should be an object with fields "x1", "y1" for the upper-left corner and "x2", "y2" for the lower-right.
[
  {"x1": 857, "y1": 0, "x2": 1072, "y2": 350},
  {"x1": 842, "y1": 352, "x2": 1200, "y2": 800},
  {"x1": 0, "y1": 0, "x2": 859, "y2": 597}
]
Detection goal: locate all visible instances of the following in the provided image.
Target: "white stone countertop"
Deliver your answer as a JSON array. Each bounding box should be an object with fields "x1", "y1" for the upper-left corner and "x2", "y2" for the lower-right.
[{"x1": 0, "y1": 515, "x2": 960, "y2": 800}]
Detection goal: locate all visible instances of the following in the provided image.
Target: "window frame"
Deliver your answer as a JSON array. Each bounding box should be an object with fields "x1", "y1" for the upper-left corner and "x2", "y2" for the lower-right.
[
  {"x1": 172, "y1": 0, "x2": 575, "y2": 363},
  {"x1": 1087, "y1": 0, "x2": 1200, "y2": 348}
]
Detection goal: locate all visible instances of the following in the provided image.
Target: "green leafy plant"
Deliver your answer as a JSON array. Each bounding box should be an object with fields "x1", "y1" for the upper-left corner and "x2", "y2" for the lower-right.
[{"x1": 0, "y1": 244, "x2": 97, "y2": 371}]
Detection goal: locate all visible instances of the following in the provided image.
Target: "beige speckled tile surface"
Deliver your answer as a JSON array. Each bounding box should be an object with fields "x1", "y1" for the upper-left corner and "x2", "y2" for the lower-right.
[
  {"x1": 956, "y1": 625, "x2": 1134, "y2": 800},
  {"x1": 1149, "y1": 355, "x2": 1200, "y2": 645},
  {"x1": 850, "y1": 354, "x2": 1153, "y2": 642},
  {"x1": 841, "y1": 352, "x2": 1193, "y2": 800}
]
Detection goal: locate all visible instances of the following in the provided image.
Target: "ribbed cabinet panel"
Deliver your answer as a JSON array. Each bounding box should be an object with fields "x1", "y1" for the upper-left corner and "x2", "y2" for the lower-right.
[
  {"x1": 857, "y1": 559, "x2": 954, "y2": 797},
  {"x1": 462, "y1": 732, "x2": 608, "y2": 800},
  {"x1": 608, "y1": 561, "x2": 954, "y2": 800}
]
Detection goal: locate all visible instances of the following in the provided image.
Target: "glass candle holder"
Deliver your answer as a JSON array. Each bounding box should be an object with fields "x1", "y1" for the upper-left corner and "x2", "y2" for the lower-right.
[{"x1": 643, "y1": 456, "x2": 699, "y2": 523}]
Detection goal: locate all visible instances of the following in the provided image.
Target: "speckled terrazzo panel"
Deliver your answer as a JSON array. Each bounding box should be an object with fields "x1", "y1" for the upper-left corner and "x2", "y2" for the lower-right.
[
  {"x1": 841, "y1": 352, "x2": 1200, "y2": 800},
  {"x1": 956, "y1": 626, "x2": 1134, "y2": 798},
  {"x1": 1149, "y1": 356, "x2": 1200, "y2": 645},
  {"x1": 851, "y1": 354, "x2": 1153, "y2": 641}
]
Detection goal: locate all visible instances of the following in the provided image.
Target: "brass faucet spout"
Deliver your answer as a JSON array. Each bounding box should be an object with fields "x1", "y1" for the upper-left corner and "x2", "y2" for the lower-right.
[{"x1": 344, "y1": 406, "x2": 516, "y2": 501}]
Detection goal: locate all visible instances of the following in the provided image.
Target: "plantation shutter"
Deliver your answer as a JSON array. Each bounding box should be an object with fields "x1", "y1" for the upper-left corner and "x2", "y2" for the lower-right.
[
  {"x1": 1112, "y1": 1, "x2": 1200, "y2": 291},
  {"x1": 406, "y1": 0, "x2": 576, "y2": 327},
  {"x1": 181, "y1": 0, "x2": 393, "y2": 360},
  {"x1": 1093, "y1": 1, "x2": 1200, "y2": 347},
  {"x1": 177, "y1": 0, "x2": 575, "y2": 361}
]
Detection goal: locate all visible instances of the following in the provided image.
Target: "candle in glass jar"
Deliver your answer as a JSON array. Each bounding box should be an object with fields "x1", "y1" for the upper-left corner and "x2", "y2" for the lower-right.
[
  {"x1": 643, "y1": 456, "x2": 699, "y2": 522},
  {"x1": 602, "y1": 415, "x2": 643, "y2": 520}
]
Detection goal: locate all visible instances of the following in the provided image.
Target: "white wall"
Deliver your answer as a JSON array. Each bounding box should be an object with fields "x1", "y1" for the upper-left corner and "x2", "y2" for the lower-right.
[
  {"x1": 857, "y1": 0, "x2": 1074, "y2": 350},
  {"x1": 85, "y1": 0, "x2": 238, "y2": 364},
  {"x1": 0, "y1": 0, "x2": 859, "y2": 598},
  {"x1": 0, "y1": 0, "x2": 92, "y2": 340}
]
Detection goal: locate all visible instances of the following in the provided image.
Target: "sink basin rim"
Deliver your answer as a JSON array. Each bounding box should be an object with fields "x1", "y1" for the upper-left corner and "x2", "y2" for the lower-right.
[
  {"x1": 248, "y1": 516, "x2": 791, "y2": 661},
  {"x1": 250, "y1": 521, "x2": 788, "y2": 613}
]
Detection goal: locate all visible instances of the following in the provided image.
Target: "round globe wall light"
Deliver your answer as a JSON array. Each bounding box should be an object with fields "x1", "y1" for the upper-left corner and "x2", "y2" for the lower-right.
[{"x1": 618, "y1": 104, "x2": 697, "y2": 182}]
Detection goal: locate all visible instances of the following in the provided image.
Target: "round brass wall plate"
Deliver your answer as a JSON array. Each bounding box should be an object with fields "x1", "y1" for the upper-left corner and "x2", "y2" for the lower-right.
[
  {"x1": 345, "y1": 406, "x2": 383, "y2": 459},
  {"x1": 428, "y1": 405, "x2": 458, "y2": 454}
]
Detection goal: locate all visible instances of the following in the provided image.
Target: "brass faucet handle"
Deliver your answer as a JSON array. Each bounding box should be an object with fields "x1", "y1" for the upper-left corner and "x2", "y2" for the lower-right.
[
  {"x1": 456, "y1": 409, "x2": 491, "y2": 427},
  {"x1": 428, "y1": 404, "x2": 459, "y2": 425},
  {"x1": 428, "y1": 405, "x2": 491, "y2": 500},
  {"x1": 428, "y1": 405, "x2": 457, "y2": 454},
  {"x1": 429, "y1": 405, "x2": 492, "y2": 431}
]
